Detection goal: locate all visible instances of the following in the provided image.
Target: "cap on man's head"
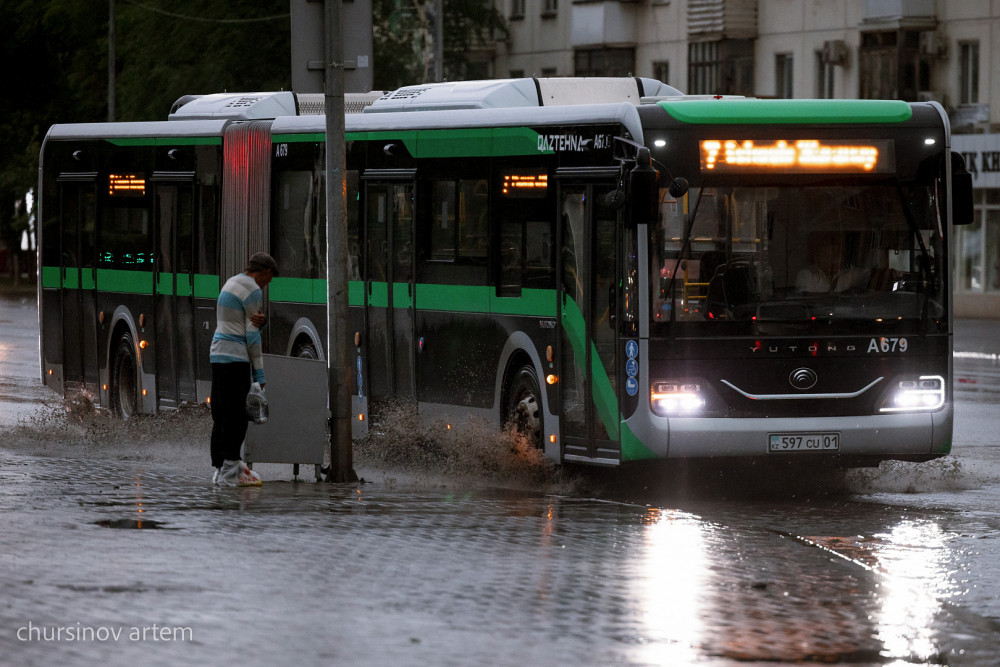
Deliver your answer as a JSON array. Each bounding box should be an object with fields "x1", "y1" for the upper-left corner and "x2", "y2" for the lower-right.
[{"x1": 246, "y1": 252, "x2": 279, "y2": 276}]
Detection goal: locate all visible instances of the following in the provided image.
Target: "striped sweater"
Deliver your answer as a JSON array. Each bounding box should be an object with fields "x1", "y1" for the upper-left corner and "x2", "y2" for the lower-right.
[{"x1": 209, "y1": 273, "x2": 266, "y2": 384}]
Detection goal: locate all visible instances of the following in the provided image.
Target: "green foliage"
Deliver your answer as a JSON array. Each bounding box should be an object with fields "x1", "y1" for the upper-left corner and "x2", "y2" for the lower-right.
[
  {"x1": 373, "y1": 0, "x2": 506, "y2": 90},
  {"x1": 0, "y1": 0, "x2": 290, "y2": 251}
]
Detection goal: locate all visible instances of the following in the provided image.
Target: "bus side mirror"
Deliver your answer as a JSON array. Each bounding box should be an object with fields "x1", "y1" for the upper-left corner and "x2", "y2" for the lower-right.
[
  {"x1": 628, "y1": 147, "x2": 658, "y2": 226},
  {"x1": 951, "y1": 151, "x2": 974, "y2": 226}
]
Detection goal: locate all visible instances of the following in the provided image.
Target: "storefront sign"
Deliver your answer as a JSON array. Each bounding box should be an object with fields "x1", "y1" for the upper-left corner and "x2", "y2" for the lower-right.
[{"x1": 952, "y1": 133, "x2": 1000, "y2": 189}]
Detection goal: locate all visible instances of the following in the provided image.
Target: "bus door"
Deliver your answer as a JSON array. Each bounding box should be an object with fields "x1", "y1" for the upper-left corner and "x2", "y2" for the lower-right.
[
  {"x1": 152, "y1": 176, "x2": 198, "y2": 408},
  {"x1": 363, "y1": 173, "x2": 416, "y2": 400},
  {"x1": 58, "y1": 175, "x2": 99, "y2": 394},
  {"x1": 558, "y1": 180, "x2": 621, "y2": 463}
]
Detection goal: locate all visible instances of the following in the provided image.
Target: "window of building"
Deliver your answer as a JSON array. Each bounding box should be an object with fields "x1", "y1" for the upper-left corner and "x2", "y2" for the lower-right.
[
  {"x1": 859, "y1": 30, "x2": 929, "y2": 100},
  {"x1": 688, "y1": 40, "x2": 753, "y2": 95},
  {"x1": 954, "y1": 189, "x2": 1000, "y2": 293},
  {"x1": 542, "y1": 0, "x2": 557, "y2": 18},
  {"x1": 509, "y1": 69, "x2": 524, "y2": 79},
  {"x1": 689, "y1": 41, "x2": 719, "y2": 94},
  {"x1": 959, "y1": 41, "x2": 980, "y2": 105},
  {"x1": 540, "y1": 67, "x2": 557, "y2": 77},
  {"x1": 574, "y1": 48, "x2": 635, "y2": 77},
  {"x1": 775, "y1": 53, "x2": 793, "y2": 98},
  {"x1": 816, "y1": 54, "x2": 834, "y2": 98},
  {"x1": 510, "y1": 0, "x2": 525, "y2": 20},
  {"x1": 653, "y1": 61, "x2": 670, "y2": 85}
]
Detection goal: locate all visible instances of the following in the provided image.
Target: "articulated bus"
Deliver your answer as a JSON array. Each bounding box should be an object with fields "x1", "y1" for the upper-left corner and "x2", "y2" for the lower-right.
[{"x1": 38, "y1": 78, "x2": 973, "y2": 467}]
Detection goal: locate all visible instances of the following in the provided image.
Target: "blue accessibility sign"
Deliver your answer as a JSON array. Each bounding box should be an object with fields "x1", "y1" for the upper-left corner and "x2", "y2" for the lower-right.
[
  {"x1": 625, "y1": 340, "x2": 638, "y2": 359},
  {"x1": 625, "y1": 358, "x2": 639, "y2": 378},
  {"x1": 625, "y1": 376, "x2": 639, "y2": 397}
]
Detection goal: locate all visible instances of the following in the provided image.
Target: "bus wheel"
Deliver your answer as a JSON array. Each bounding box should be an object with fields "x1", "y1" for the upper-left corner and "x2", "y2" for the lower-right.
[
  {"x1": 505, "y1": 365, "x2": 542, "y2": 448},
  {"x1": 293, "y1": 340, "x2": 319, "y2": 359},
  {"x1": 111, "y1": 333, "x2": 139, "y2": 419}
]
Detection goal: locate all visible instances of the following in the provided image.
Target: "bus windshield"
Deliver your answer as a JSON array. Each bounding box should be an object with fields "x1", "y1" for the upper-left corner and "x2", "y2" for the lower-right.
[{"x1": 650, "y1": 181, "x2": 944, "y2": 335}]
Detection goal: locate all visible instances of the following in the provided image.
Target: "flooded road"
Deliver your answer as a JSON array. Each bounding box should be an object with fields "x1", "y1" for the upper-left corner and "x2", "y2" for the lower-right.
[{"x1": 3, "y1": 293, "x2": 1000, "y2": 665}]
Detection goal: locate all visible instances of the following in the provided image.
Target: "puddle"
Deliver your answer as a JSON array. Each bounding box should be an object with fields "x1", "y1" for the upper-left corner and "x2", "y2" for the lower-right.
[{"x1": 93, "y1": 518, "x2": 171, "y2": 530}]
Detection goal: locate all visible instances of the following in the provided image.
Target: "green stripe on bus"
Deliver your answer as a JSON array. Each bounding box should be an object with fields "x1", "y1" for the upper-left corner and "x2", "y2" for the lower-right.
[
  {"x1": 415, "y1": 283, "x2": 486, "y2": 311},
  {"x1": 562, "y1": 296, "x2": 620, "y2": 444},
  {"x1": 658, "y1": 99, "x2": 913, "y2": 125},
  {"x1": 270, "y1": 277, "x2": 316, "y2": 303},
  {"x1": 619, "y1": 422, "x2": 656, "y2": 461},
  {"x1": 490, "y1": 288, "x2": 556, "y2": 317},
  {"x1": 273, "y1": 127, "x2": 551, "y2": 158},
  {"x1": 194, "y1": 274, "x2": 219, "y2": 298},
  {"x1": 98, "y1": 269, "x2": 154, "y2": 294},
  {"x1": 41, "y1": 266, "x2": 61, "y2": 289},
  {"x1": 106, "y1": 137, "x2": 222, "y2": 147}
]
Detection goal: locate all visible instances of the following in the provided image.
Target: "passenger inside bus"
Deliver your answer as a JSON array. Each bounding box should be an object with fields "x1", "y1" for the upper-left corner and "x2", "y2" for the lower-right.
[{"x1": 795, "y1": 230, "x2": 870, "y2": 293}]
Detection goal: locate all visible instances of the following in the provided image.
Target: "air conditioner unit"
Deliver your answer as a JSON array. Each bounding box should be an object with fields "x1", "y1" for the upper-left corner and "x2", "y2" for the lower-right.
[
  {"x1": 821, "y1": 40, "x2": 849, "y2": 66},
  {"x1": 917, "y1": 90, "x2": 941, "y2": 103},
  {"x1": 919, "y1": 31, "x2": 947, "y2": 57}
]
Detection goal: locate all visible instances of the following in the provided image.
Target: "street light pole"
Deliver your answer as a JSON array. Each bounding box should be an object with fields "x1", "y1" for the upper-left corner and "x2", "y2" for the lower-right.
[
  {"x1": 108, "y1": 0, "x2": 116, "y2": 121},
  {"x1": 324, "y1": 0, "x2": 357, "y2": 482}
]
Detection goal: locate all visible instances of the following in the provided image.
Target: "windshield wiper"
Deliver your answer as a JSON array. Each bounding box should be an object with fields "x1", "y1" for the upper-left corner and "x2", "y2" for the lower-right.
[
  {"x1": 662, "y1": 188, "x2": 706, "y2": 324},
  {"x1": 894, "y1": 183, "x2": 934, "y2": 331}
]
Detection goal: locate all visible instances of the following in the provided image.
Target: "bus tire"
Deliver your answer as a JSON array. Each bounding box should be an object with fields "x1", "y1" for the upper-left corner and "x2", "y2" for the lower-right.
[
  {"x1": 110, "y1": 332, "x2": 139, "y2": 419},
  {"x1": 293, "y1": 340, "x2": 319, "y2": 359},
  {"x1": 504, "y1": 365, "x2": 543, "y2": 448}
]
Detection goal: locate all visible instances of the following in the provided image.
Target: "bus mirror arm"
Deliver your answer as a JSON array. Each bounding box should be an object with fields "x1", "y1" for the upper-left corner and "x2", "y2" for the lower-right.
[{"x1": 950, "y1": 151, "x2": 974, "y2": 226}]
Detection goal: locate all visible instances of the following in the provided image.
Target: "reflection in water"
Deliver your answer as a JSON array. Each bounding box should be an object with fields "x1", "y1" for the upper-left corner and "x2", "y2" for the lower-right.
[
  {"x1": 634, "y1": 508, "x2": 706, "y2": 663},
  {"x1": 874, "y1": 520, "x2": 951, "y2": 662}
]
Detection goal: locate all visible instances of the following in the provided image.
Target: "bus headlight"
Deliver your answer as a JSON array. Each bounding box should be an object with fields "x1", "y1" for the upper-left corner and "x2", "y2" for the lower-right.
[
  {"x1": 651, "y1": 381, "x2": 706, "y2": 416},
  {"x1": 878, "y1": 375, "x2": 945, "y2": 413}
]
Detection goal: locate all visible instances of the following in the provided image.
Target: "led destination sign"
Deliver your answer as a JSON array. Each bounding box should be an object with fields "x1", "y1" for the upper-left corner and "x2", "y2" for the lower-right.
[
  {"x1": 700, "y1": 140, "x2": 893, "y2": 174},
  {"x1": 502, "y1": 172, "x2": 548, "y2": 198},
  {"x1": 108, "y1": 173, "x2": 146, "y2": 197}
]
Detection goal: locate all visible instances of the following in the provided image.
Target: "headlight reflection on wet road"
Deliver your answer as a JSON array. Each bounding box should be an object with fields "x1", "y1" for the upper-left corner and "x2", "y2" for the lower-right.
[
  {"x1": 635, "y1": 507, "x2": 707, "y2": 663},
  {"x1": 874, "y1": 520, "x2": 952, "y2": 662}
]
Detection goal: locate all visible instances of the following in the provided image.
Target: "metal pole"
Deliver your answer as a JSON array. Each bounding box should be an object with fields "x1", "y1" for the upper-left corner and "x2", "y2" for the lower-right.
[
  {"x1": 325, "y1": 0, "x2": 357, "y2": 482},
  {"x1": 434, "y1": 0, "x2": 444, "y2": 82},
  {"x1": 108, "y1": 0, "x2": 116, "y2": 122}
]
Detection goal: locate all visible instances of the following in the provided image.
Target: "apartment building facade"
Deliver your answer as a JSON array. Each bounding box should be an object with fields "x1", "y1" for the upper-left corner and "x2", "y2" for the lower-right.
[{"x1": 490, "y1": 0, "x2": 1000, "y2": 316}]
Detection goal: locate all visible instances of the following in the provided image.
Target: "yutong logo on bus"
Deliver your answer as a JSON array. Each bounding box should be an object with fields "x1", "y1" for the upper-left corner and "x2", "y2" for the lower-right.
[{"x1": 749, "y1": 337, "x2": 909, "y2": 355}]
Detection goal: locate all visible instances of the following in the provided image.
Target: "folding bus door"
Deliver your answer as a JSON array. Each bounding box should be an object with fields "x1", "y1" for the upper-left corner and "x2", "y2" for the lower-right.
[
  {"x1": 153, "y1": 177, "x2": 198, "y2": 408},
  {"x1": 363, "y1": 173, "x2": 416, "y2": 401},
  {"x1": 58, "y1": 175, "x2": 100, "y2": 395},
  {"x1": 558, "y1": 180, "x2": 621, "y2": 463}
]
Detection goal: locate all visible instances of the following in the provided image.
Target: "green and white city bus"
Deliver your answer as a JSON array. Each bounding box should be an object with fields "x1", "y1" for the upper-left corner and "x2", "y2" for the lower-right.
[{"x1": 38, "y1": 78, "x2": 972, "y2": 466}]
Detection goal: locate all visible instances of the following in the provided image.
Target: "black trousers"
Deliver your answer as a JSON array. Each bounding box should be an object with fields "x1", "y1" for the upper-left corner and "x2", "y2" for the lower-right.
[{"x1": 210, "y1": 362, "x2": 252, "y2": 468}]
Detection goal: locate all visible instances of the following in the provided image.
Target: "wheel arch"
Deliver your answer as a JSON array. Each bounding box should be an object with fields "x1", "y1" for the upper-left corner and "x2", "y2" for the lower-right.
[
  {"x1": 285, "y1": 317, "x2": 325, "y2": 360},
  {"x1": 493, "y1": 331, "x2": 560, "y2": 460}
]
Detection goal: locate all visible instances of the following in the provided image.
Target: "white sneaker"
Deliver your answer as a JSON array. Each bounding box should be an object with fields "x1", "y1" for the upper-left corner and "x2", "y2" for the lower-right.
[
  {"x1": 215, "y1": 460, "x2": 240, "y2": 486},
  {"x1": 237, "y1": 461, "x2": 262, "y2": 487},
  {"x1": 212, "y1": 468, "x2": 220, "y2": 485}
]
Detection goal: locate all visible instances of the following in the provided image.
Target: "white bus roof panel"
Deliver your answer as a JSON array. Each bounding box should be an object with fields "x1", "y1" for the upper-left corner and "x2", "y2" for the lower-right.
[
  {"x1": 168, "y1": 92, "x2": 298, "y2": 120},
  {"x1": 363, "y1": 78, "x2": 683, "y2": 113},
  {"x1": 274, "y1": 102, "x2": 646, "y2": 143},
  {"x1": 45, "y1": 120, "x2": 229, "y2": 141}
]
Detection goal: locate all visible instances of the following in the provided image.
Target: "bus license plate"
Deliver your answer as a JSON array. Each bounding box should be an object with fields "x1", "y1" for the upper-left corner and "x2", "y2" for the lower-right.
[{"x1": 769, "y1": 432, "x2": 840, "y2": 452}]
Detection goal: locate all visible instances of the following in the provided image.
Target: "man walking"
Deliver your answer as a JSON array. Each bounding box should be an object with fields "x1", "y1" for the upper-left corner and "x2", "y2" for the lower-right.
[{"x1": 210, "y1": 252, "x2": 278, "y2": 486}]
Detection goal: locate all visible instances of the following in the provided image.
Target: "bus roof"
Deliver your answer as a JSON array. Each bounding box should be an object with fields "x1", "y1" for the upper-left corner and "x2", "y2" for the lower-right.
[
  {"x1": 273, "y1": 102, "x2": 647, "y2": 143},
  {"x1": 363, "y1": 77, "x2": 682, "y2": 112}
]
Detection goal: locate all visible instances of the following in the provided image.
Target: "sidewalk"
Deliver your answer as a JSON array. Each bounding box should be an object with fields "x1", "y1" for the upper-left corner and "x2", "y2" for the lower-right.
[{"x1": 954, "y1": 318, "x2": 1000, "y2": 356}]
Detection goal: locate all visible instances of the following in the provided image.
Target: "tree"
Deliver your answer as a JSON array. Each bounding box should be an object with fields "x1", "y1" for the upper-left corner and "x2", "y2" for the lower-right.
[
  {"x1": 373, "y1": 0, "x2": 506, "y2": 90},
  {"x1": 0, "y1": 0, "x2": 291, "y2": 278}
]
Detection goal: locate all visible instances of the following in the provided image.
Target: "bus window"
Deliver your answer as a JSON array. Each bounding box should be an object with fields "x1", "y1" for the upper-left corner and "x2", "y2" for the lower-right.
[
  {"x1": 651, "y1": 183, "x2": 945, "y2": 331},
  {"x1": 275, "y1": 169, "x2": 325, "y2": 279}
]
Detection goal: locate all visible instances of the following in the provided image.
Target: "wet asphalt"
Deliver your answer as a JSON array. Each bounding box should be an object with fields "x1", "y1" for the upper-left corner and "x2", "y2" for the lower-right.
[{"x1": 3, "y1": 290, "x2": 1000, "y2": 665}]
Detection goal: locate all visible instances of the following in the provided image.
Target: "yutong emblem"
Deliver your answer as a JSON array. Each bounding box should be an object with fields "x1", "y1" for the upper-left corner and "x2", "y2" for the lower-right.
[{"x1": 789, "y1": 368, "x2": 818, "y2": 391}]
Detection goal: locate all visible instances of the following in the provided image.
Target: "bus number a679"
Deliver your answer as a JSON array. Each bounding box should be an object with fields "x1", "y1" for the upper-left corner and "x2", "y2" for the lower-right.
[{"x1": 867, "y1": 337, "x2": 908, "y2": 353}]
